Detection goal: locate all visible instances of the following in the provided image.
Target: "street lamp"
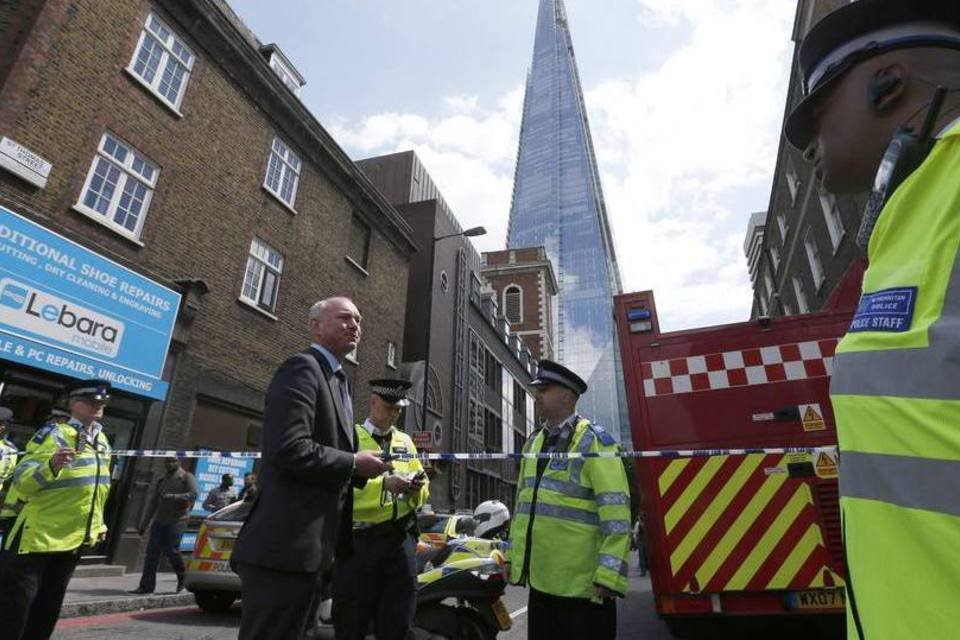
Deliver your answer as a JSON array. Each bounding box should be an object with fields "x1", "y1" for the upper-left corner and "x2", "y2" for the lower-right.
[{"x1": 420, "y1": 225, "x2": 487, "y2": 431}]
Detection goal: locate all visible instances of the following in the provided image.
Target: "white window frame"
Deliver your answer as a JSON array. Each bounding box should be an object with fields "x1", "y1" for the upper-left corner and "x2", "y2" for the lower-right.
[
  {"x1": 786, "y1": 167, "x2": 801, "y2": 206},
  {"x1": 240, "y1": 238, "x2": 284, "y2": 314},
  {"x1": 126, "y1": 13, "x2": 195, "y2": 114},
  {"x1": 818, "y1": 190, "x2": 845, "y2": 252},
  {"x1": 263, "y1": 136, "x2": 301, "y2": 211},
  {"x1": 804, "y1": 228, "x2": 825, "y2": 290},
  {"x1": 75, "y1": 132, "x2": 158, "y2": 243},
  {"x1": 386, "y1": 342, "x2": 397, "y2": 369},
  {"x1": 503, "y1": 285, "x2": 523, "y2": 325},
  {"x1": 268, "y1": 54, "x2": 302, "y2": 96},
  {"x1": 777, "y1": 212, "x2": 789, "y2": 246},
  {"x1": 792, "y1": 276, "x2": 810, "y2": 314}
]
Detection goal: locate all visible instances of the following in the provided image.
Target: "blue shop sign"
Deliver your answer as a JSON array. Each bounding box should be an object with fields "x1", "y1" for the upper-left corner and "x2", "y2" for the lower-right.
[
  {"x1": 0, "y1": 205, "x2": 180, "y2": 399},
  {"x1": 191, "y1": 454, "x2": 256, "y2": 517}
]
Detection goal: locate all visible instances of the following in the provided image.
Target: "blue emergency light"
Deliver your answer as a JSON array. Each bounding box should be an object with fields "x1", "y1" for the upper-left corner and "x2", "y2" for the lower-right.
[{"x1": 627, "y1": 308, "x2": 651, "y2": 321}]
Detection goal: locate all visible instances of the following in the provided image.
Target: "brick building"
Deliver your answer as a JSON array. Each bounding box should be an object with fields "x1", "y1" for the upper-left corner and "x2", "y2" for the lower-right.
[
  {"x1": 749, "y1": 0, "x2": 867, "y2": 319},
  {"x1": 480, "y1": 247, "x2": 558, "y2": 361},
  {"x1": 357, "y1": 150, "x2": 538, "y2": 511},
  {"x1": 0, "y1": 0, "x2": 416, "y2": 568}
]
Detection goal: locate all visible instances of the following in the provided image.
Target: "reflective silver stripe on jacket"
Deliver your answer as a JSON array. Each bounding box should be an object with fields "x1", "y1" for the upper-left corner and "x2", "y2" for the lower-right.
[
  {"x1": 12, "y1": 460, "x2": 41, "y2": 484},
  {"x1": 600, "y1": 520, "x2": 632, "y2": 536},
  {"x1": 841, "y1": 451, "x2": 960, "y2": 518},
  {"x1": 599, "y1": 553, "x2": 630, "y2": 577},
  {"x1": 832, "y1": 250, "x2": 960, "y2": 400},
  {"x1": 596, "y1": 492, "x2": 629, "y2": 506},
  {"x1": 522, "y1": 476, "x2": 594, "y2": 500},
  {"x1": 517, "y1": 501, "x2": 599, "y2": 526},
  {"x1": 45, "y1": 475, "x2": 108, "y2": 491}
]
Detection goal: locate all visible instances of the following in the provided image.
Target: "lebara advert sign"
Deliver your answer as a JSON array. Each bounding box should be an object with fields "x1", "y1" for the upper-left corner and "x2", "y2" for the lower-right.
[{"x1": 0, "y1": 205, "x2": 180, "y2": 400}]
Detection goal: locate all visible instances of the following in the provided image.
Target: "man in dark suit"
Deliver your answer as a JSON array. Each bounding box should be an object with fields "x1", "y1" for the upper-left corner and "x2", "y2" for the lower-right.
[{"x1": 233, "y1": 296, "x2": 392, "y2": 640}]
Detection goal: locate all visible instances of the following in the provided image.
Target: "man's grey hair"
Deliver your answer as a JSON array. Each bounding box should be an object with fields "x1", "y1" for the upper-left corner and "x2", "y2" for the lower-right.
[{"x1": 307, "y1": 296, "x2": 354, "y2": 330}]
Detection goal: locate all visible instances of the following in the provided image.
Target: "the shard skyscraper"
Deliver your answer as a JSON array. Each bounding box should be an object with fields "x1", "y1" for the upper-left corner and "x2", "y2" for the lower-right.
[{"x1": 508, "y1": 0, "x2": 629, "y2": 442}]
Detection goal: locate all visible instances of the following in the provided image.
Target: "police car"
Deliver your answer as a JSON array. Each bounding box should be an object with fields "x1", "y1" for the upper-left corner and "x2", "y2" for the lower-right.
[
  {"x1": 417, "y1": 510, "x2": 476, "y2": 548},
  {"x1": 182, "y1": 499, "x2": 248, "y2": 612}
]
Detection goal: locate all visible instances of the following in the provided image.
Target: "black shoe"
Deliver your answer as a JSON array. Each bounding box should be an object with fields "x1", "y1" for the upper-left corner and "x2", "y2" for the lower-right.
[
  {"x1": 176, "y1": 577, "x2": 184, "y2": 593},
  {"x1": 129, "y1": 587, "x2": 153, "y2": 595}
]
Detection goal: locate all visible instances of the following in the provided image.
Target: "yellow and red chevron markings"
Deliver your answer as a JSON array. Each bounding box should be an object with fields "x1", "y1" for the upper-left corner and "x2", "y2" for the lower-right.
[
  {"x1": 186, "y1": 525, "x2": 230, "y2": 572},
  {"x1": 656, "y1": 453, "x2": 843, "y2": 594}
]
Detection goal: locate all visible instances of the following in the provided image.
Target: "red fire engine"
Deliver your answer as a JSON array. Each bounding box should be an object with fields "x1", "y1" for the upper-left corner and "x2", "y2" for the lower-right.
[{"x1": 613, "y1": 264, "x2": 864, "y2": 633}]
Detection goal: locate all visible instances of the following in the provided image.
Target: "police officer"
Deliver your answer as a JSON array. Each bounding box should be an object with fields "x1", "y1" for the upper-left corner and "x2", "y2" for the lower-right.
[
  {"x1": 0, "y1": 379, "x2": 113, "y2": 640},
  {"x1": 0, "y1": 407, "x2": 18, "y2": 490},
  {"x1": 785, "y1": 3, "x2": 960, "y2": 638},
  {"x1": 506, "y1": 360, "x2": 631, "y2": 640},
  {"x1": 332, "y1": 379, "x2": 428, "y2": 640}
]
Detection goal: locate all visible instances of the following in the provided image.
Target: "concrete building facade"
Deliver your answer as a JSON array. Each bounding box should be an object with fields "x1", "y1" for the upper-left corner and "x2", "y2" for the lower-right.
[
  {"x1": 0, "y1": 0, "x2": 416, "y2": 568},
  {"x1": 358, "y1": 150, "x2": 538, "y2": 512},
  {"x1": 750, "y1": 0, "x2": 866, "y2": 319}
]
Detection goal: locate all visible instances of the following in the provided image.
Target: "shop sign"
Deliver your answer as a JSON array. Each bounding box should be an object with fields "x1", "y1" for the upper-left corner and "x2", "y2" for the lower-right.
[
  {"x1": 191, "y1": 454, "x2": 256, "y2": 517},
  {"x1": 0, "y1": 205, "x2": 180, "y2": 399},
  {"x1": 412, "y1": 430, "x2": 434, "y2": 450}
]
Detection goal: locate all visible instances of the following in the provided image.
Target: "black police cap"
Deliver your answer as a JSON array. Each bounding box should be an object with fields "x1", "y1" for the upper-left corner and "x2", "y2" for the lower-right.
[
  {"x1": 369, "y1": 378, "x2": 412, "y2": 407},
  {"x1": 66, "y1": 378, "x2": 112, "y2": 402},
  {"x1": 529, "y1": 359, "x2": 588, "y2": 396},
  {"x1": 785, "y1": 0, "x2": 960, "y2": 150}
]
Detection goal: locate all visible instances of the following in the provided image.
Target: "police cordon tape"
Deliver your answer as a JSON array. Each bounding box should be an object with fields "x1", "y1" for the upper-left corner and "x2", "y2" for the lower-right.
[{"x1": 0, "y1": 445, "x2": 838, "y2": 461}]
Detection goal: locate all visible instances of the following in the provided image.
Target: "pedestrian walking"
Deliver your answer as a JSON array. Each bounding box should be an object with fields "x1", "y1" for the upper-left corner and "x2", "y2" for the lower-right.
[
  {"x1": 784, "y1": 2, "x2": 960, "y2": 638},
  {"x1": 0, "y1": 379, "x2": 113, "y2": 640},
  {"x1": 332, "y1": 378, "x2": 428, "y2": 640},
  {"x1": 129, "y1": 457, "x2": 198, "y2": 594},
  {"x1": 202, "y1": 473, "x2": 236, "y2": 512},
  {"x1": 231, "y1": 296, "x2": 391, "y2": 640},
  {"x1": 506, "y1": 360, "x2": 632, "y2": 640},
  {"x1": 237, "y1": 471, "x2": 258, "y2": 502}
]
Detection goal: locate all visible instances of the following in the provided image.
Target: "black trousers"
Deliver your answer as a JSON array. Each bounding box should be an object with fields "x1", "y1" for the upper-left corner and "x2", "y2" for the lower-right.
[
  {"x1": 333, "y1": 526, "x2": 417, "y2": 640},
  {"x1": 137, "y1": 520, "x2": 185, "y2": 591},
  {"x1": 0, "y1": 548, "x2": 80, "y2": 640},
  {"x1": 528, "y1": 587, "x2": 616, "y2": 640},
  {"x1": 237, "y1": 562, "x2": 323, "y2": 640}
]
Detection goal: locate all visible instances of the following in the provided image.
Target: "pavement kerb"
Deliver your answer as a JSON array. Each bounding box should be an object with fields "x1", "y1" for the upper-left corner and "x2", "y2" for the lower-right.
[{"x1": 59, "y1": 592, "x2": 196, "y2": 618}]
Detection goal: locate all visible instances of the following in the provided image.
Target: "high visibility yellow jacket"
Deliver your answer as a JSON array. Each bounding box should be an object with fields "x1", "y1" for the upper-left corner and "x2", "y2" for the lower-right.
[
  {"x1": 831, "y1": 120, "x2": 960, "y2": 639},
  {"x1": 5, "y1": 419, "x2": 111, "y2": 553},
  {"x1": 0, "y1": 437, "x2": 17, "y2": 488},
  {"x1": 507, "y1": 417, "x2": 631, "y2": 599},
  {"x1": 353, "y1": 423, "x2": 429, "y2": 528}
]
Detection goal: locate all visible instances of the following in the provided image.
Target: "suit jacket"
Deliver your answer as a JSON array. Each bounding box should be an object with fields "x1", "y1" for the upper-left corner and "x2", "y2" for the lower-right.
[{"x1": 233, "y1": 348, "x2": 360, "y2": 573}]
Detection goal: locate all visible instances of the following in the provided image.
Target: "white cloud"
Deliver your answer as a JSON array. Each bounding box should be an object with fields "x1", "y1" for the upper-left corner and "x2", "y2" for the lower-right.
[{"x1": 329, "y1": 0, "x2": 793, "y2": 331}]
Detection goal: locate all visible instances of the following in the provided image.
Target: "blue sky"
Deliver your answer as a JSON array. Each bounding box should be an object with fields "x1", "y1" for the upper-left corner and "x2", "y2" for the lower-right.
[{"x1": 229, "y1": 0, "x2": 796, "y2": 330}]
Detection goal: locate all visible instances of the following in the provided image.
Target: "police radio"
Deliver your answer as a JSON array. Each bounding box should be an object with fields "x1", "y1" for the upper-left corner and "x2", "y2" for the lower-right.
[{"x1": 857, "y1": 85, "x2": 949, "y2": 249}]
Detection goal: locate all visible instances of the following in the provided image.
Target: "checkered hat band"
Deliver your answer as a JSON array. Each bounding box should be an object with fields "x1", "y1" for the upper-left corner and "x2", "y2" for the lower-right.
[
  {"x1": 371, "y1": 385, "x2": 406, "y2": 398},
  {"x1": 640, "y1": 339, "x2": 838, "y2": 397}
]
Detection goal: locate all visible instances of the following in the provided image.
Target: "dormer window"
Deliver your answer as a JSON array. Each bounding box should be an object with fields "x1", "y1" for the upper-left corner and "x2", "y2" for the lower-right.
[{"x1": 260, "y1": 44, "x2": 305, "y2": 97}]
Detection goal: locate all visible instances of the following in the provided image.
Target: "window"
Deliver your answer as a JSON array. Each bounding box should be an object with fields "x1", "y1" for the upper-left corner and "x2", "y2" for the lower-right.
[
  {"x1": 818, "y1": 190, "x2": 845, "y2": 251},
  {"x1": 127, "y1": 13, "x2": 195, "y2": 112},
  {"x1": 786, "y1": 166, "x2": 801, "y2": 206},
  {"x1": 240, "y1": 238, "x2": 284, "y2": 312},
  {"x1": 267, "y1": 53, "x2": 303, "y2": 96},
  {"x1": 777, "y1": 212, "x2": 789, "y2": 245},
  {"x1": 76, "y1": 133, "x2": 158, "y2": 240},
  {"x1": 781, "y1": 299, "x2": 793, "y2": 316},
  {"x1": 758, "y1": 294, "x2": 769, "y2": 316},
  {"x1": 792, "y1": 276, "x2": 810, "y2": 313},
  {"x1": 769, "y1": 245, "x2": 780, "y2": 272},
  {"x1": 804, "y1": 228, "x2": 825, "y2": 289},
  {"x1": 504, "y1": 285, "x2": 522, "y2": 324},
  {"x1": 263, "y1": 136, "x2": 301, "y2": 209},
  {"x1": 764, "y1": 271, "x2": 775, "y2": 304},
  {"x1": 347, "y1": 215, "x2": 371, "y2": 271},
  {"x1": 386, "y1": 341, "x2": 397, "y2": 369}
]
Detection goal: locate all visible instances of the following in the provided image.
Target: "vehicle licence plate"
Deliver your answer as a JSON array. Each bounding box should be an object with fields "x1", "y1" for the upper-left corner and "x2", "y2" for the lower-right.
[
  {"x1": 491, "y1": 598, "x2": 512, "y2": 630},
  {"x1": 786, "y1": 588, "x2": 845, "y2": 610}
]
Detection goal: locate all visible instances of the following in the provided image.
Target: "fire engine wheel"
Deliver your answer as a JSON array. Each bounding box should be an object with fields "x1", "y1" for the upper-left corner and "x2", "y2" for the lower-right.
[{"x1": 194, "y1": 590, "x2": 237, "y2": 613}]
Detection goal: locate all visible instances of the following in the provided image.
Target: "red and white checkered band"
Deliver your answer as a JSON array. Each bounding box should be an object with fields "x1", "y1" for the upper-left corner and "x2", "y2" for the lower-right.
[{"x1": 641, "y1": 339, "x2": 838, "y2": 397}]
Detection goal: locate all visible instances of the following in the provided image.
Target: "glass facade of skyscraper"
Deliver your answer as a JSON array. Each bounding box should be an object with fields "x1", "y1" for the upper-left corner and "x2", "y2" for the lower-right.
[{"x1": 507, "y1": 0, "x2": 629, "y2": 442}]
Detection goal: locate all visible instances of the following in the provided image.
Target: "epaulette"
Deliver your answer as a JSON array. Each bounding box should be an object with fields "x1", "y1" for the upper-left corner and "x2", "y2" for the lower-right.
[
  {"x1": 31, "y1": 424, "x2": 57, "y2": 444},
  {"x1": 589, "y1": 423, "x2": 617, "y2": 447}
]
